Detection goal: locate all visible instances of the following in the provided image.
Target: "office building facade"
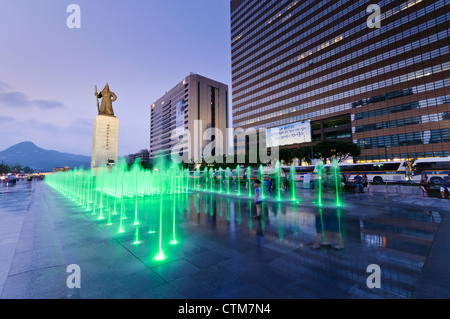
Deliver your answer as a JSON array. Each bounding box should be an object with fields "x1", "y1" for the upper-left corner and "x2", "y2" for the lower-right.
[
  {"x1": 150, "y1": 74, "x2": 229, "y2": 162},
  {"x1": 231, "y1": 0, "x2": 450, "y2": 162},
  {"x1": 126, "y1": 149, "x2": 150, "y2": 165}
]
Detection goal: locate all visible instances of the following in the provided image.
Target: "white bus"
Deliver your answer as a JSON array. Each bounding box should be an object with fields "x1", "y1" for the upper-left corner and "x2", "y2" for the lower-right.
[
  {"x1": 412, "y1": 157, "x2": 450, "y2": 184},
  {"x1": 283, "y1": 161, "x2": 409, "y2": 183},
  {"x1": 330, "y1": 161, "x2": 409, "y2": 183}
]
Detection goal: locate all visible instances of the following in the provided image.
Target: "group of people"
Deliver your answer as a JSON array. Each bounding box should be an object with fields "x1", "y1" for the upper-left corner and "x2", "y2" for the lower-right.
[
  {"x1": 266, "y1": 171, "x2": 290, "y2": 193},
  {"x1": 419, "y1": 173, "x2": 450, "y2": 199},
  {"x1": 341, "y1": 172, "x2": 370, "y2": 193}
]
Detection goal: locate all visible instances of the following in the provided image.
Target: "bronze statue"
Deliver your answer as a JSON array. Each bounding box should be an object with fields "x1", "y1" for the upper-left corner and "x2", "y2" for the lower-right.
[{"x1": 95, "y1": 83, "x2": 117, "y2": 116}]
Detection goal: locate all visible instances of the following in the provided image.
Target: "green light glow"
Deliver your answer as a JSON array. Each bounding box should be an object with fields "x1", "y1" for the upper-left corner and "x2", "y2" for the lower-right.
[
  {"x1": 133, "y1": 196, "x2": 139, "y2": 226},
  {"x1": 276, "y1": 161, "x2": 281, "y2": 201},
  {"x1": 218, "y1": 168, "x2": 223, "y2": 194},
  {"x1": 236, "y1": 165, "x2": 241, "y2": 196},
  {"x1": 118, "y1": 198, "x2": 125, "y2": 233},
  {"x1": 290, "y1": 165, "x2": 297, "y2": 202},
  {"x1": 332, "y1": 158, "x2": 342, "y2": 207},
  {"x1": 246, "y1": 167, "x2": 252, "y2": 198},
  {"x1": 171, "y1": 194, "x2": 177, "y2": 245},
  {"x1": 132, "y1": 227, "x2": 142, "y2": 245},
  {"x1": 154, "y1": 252, "x2": 166, "y2": 261},
  {"x1": 258, "y1": 165, "x2": 265, "y2": 199},
  {"x1": 316, "y1": 161, "x2": 324, "y2": 207}
]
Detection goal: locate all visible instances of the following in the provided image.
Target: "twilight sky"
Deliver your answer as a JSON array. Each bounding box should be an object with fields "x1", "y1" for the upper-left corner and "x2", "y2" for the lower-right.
[{"x1": 0, "y1": 0, "x2": 232, "y2": 156}]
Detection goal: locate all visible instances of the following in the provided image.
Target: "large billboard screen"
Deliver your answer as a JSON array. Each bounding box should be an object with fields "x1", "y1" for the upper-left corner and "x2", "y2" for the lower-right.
[{"x1": 266, "y1": 121, "x2": 312, "y2": 148}]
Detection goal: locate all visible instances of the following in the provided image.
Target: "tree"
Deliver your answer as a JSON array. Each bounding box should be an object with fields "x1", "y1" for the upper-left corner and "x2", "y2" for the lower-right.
[
  {"x1": 0, "y1": 161, "x2": 11, "y2": 174},
  {"x1": 314, "y1": 140, "x2": 336, "y2": 162},
  {"x1": 313, "y1": 140, "x2": 361, "y2": 163},
  {"x1": 335, "y1": 141, "x2": 361, "y2": 162},
  {"x1": 279, "y1": 148, "x2": 296, "y2": 165},
  {"x1": 297, "y1": 147, "x2": 314, "y2": 165}
]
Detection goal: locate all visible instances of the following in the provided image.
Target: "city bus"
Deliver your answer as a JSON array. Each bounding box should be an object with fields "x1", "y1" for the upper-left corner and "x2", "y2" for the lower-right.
[
  {"x1": 412, "y1": 157, "x2": 450, "y2": 184},
  {"x1": 283, "y1": 161, "x2": 409, "y2": 183},
  {"x1": 330, "y1": 161, "x2": 409, "y2": 183}
]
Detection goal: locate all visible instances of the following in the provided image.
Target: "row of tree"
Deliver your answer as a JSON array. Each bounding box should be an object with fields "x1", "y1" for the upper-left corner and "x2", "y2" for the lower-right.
[
  {"x1": 0, "y1": 161, "x2": 34, "y2": 174},
  {"x1": 278, "y1": 140, "x2": 361, "y2": 165}
]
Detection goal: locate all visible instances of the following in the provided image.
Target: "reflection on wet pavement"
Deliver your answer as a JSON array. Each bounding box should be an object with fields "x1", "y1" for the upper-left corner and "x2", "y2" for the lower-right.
[
  {"x1": 0, "y1": 181, "x2": 444, "y2": 299},
  {"x1": 183, "y1": 193, "x2": 442, "y2": 298}
]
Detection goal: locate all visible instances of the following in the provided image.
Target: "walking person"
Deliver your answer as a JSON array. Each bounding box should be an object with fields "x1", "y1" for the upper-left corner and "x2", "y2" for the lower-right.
[
  {"x1": 354, "y1": 172, "x2": 364, "y2": 193},
  {"x1": 254, "y1": 179, "x2": 263, "y2": 219},
  {"x1": 282, "y1": 171, "x2": 289, "y2": 191},
  {"x1": 419, "y1": 173, "x2": 430, "y2": 197},
  {"x1": 340, "y1": 173, "x2": 347, "y2": 192},
  {"x1": 362, "y1": 174, "x2": 370, "y2": 194},
  {"x1": 269, "y1": 169, "x2": 276, "y2": 193},
  {"x1": 441, "y1": 173, "x2": 450, "y2": 199}
]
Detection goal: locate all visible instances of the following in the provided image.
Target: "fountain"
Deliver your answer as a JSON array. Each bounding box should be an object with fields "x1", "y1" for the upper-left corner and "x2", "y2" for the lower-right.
[
  {"x1": 218, "y1": 167, "x2": 223, "y2": 193},
  {"x1": 235, "y1": 165, "x2": 241, "y2": 196},
  {"x1": 225, "y1": 167, "x2": 232, "y2": 195},
  {"x1": 194, "y1": 167, "x2": 200, "y2": 189},
  {"x1": 203, "y1": 167, "x2": 208, "y2": 192},
  {"x1": 46, "y1": 155, "x2": 195, "y2": 263},
  {"x1": 209, "y1": 167, "x2": 214, "y2": 193},
  {"x1": 245, "y1": 166, "x2": 252, "y2": 198},
  {"x1": 331, "y1": 158, "x2": 342, "y2": 207},
  {"x1": 258, "y1": 165, "x2": 265, "y2": 199},
  {"x1": 275, "y1": 161, "x2": 282, "y2": 201},
  {"x1": 315, "y1": 160, "x2": 325, "y2": 207},
  {"x1": 290, "y1": 165, "x2": 297, "y2": 201}
]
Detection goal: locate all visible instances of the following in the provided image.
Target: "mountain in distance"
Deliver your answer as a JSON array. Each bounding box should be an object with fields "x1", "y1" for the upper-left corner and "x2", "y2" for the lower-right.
[{"x1": 0, "y1": 141, "x2": 91, "y2": 172}]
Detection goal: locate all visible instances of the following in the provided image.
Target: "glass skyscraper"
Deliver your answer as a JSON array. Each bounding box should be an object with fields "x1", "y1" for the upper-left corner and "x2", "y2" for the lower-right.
[{"x1": 230, "y1": 0, "x2": 450, "y2": 162}]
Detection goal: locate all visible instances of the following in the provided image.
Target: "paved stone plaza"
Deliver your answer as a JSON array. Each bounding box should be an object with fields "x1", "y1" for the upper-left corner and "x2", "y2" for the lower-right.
[{"x1": 0, "y1": 180, "x2": 449, "y2": 299}]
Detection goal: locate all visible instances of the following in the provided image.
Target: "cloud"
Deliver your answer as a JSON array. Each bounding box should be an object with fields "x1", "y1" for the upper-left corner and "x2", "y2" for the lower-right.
[
  {"x1": 33, "y1": 99, "x2": 65, "y2": 110},
  {"x1": 19, "y1": 118, "x2": 91, "y2": 136},
  {"x1": 0, "y1": 115, "x2": 16, "y2": 123},
  {"x1": 0, "y1": 91, "x2": 65, "y2": 109},
  {"x1": 0, "y1": 92, "x2": 31, "y2": 108}
]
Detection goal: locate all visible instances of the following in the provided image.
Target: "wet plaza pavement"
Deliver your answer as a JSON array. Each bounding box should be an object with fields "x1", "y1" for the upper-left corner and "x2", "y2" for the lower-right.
[{"x1": 0, "y1": 180, "x2": 449, "y2": 299}]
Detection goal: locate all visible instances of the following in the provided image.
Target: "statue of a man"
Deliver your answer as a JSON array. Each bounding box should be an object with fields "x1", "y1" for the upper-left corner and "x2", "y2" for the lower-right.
[{"x1": 95, "y1": 83, "x2": 117, "y2": 116}]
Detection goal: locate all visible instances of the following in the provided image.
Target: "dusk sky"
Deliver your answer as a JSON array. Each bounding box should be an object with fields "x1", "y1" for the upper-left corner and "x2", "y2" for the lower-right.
[{"x1": 0, "y1": 0, "x2": 232, "y2": 156}]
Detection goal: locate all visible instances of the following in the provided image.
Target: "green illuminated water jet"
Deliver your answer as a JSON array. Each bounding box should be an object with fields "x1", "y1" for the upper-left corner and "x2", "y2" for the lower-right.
[
  {"x1": 170, "y1": 194, "x2": 177, "y2": 245},
  {"x1": 245, "y1": 167, "x2": 252, "y2": 198},
  {"x1": 290, "y1": 165, "x2": 297, "y2": 201},
  {"x1": 155, "y1": 194, "x2": 166, "y2": 261},
  {"x1": 258, "y1": 165, "x2": 265, "y2": 199},
  {"x1": 203, "y1": 167, "x2": 208, "y2": 191},
  {"x1": 225, "y1": 167, "x2": 231, "y2": 195},
  {"x1": 209, "y1": 168, "x2": 214, "y2": 193},
  {"x1": 332, "y1": 158, "x2": 342, "y2": 207},
  {"x1": 276, "y1": 161, "x2": 282, "y2": 201},
  {"x1": 218, "y1": 168, "x2": 223, "y2": 194},
  {"x1": 133, "y1": 195, "x2": 139, "y2": 226},
  {"x1": 236, "y1": 165, "x2": 241, "y2": 196},
  {"x1": 315, "y1": 160, "x2": 324, "y2": 207}
]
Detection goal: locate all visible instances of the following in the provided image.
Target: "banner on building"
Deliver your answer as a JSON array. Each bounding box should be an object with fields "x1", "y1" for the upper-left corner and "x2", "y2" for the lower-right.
[
  {"x1": 176, "y1": 99, "x2": 186, "y2": 135},
  {"x1": 266, "y1": 121, "x2": 312, "y2": 148}
]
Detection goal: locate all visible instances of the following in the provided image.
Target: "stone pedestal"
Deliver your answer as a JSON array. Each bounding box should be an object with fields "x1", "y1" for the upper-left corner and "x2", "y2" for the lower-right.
[{"x1": 91, "y1": 115, "x2": 119, "y2": 169}]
